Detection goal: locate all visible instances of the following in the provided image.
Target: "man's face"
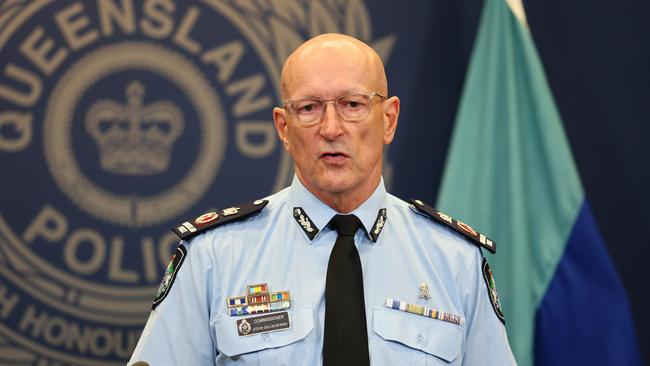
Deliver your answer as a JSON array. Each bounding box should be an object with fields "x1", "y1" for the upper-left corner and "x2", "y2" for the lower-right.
[{"x1": 274, "y1": 43, "x2": 399, "y2": 207}]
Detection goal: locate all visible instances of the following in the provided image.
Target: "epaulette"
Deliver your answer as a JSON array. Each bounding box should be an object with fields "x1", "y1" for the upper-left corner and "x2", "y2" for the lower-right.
[
  {"x1": 409, "y1": 199, "x2": 496, "y2": 254},
  {"x1": 172, "y1": 199, "x2": 269, "y2": 241}
]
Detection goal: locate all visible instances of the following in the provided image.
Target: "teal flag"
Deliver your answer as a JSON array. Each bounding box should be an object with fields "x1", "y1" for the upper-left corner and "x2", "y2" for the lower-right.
[{"x1": 436, "y1": 0, "x2": 641, "y2": 364}]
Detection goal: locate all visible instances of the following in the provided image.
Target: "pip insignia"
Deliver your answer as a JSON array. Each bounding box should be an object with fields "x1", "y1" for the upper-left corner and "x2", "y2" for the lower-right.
[
  {"x1": 409, "y1": 199, "x2": 496, "y2": 253},
  {"x1": 226, "y1": 283, "x2": 291, "y2": 316},
  {"x1": 222, "y1": 207, "x2": 240, "y2": 216},
  {"x1": 172, "y1": 199, "x2": 268, "y2": 241}
]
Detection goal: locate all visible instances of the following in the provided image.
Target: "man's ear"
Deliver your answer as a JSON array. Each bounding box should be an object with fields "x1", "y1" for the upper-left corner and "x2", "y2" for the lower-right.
[
  {"x1": 273, "y1": 107, "x2": 291, "y2": 151},
  {"x1": 382, "y1": 96, "x2": 400, "y2": 144}
]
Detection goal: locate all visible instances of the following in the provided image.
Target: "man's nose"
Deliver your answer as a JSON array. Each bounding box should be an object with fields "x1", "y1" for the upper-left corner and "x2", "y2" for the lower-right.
[{"x1": 319, "y1": 102, "x2": 344, "y2": 139}]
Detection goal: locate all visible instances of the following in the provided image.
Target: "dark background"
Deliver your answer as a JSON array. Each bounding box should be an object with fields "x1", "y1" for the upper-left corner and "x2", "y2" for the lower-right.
[
  {"x1": 526, "y1": 1, "x2": 649, "y2": 361},
  {"x1": 385, "y1": 0, "x2": 649, "y2": 362}
]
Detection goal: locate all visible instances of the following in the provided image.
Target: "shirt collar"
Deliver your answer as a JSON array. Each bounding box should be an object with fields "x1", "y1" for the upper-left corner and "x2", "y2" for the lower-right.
[{"x1": 287, "y1": 175, "x2": 388, "y2": 243}]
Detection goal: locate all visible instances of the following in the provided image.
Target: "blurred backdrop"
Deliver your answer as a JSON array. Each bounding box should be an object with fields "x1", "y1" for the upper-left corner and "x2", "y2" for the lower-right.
[{"x1": 0, "y1": 0, "x2": 647, "y2": 365}]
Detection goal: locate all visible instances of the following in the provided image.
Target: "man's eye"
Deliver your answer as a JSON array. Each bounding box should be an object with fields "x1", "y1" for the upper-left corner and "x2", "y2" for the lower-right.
[
  {"x1": 341, "y1": 99, "x2": 366, "y2": 109},
  {"x1": 297, "y1": 103, "x2": 320, "y2": 113}
]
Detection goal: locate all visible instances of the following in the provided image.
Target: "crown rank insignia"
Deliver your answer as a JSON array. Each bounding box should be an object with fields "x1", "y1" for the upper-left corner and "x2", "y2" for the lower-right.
[
  {"x1": 227, "y1": 283, "x2": 291, "y2": 316},
  {"x1": 85, "y1": 80, "x2": 185, "y2": 175}
]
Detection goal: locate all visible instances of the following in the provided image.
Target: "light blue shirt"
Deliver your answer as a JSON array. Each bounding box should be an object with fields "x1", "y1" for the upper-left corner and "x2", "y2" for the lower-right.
[{"x1": 130, "y1": 177, "x2": 516, "y2": 365}]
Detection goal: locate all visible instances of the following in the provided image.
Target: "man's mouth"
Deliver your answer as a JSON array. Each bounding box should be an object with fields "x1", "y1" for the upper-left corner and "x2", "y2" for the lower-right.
[{"x1": 320, "y1": 151, "x2": 349, "y2": 162}]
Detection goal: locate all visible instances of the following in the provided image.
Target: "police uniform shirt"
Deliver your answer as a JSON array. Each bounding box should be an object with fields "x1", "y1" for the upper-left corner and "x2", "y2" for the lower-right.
[{"x1": 129, "y1": 176, "x2": 516, "y2": 365}]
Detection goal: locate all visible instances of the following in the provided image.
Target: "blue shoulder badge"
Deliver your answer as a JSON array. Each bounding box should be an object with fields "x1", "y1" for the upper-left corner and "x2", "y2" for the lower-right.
[
  {"x1": 172, "y1": 199, "x2": 269, "y2": 241},
  {"x1": 409, "y1": 199, "x2": 496, "y2": 254}
]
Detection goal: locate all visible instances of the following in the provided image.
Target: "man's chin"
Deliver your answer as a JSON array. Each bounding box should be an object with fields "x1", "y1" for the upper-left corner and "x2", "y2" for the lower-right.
[
  {"x1": 312, "y1": 173, "x2": 354, "y2": 195},
  {"x1": 318, "y1": 181, "x2": 350, "y2": 195}
]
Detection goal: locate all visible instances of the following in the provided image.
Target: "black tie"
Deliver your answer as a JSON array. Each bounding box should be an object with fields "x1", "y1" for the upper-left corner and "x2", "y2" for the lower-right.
[{"x1": 323, "y1": 214, "x2": 370, "y2": 366}]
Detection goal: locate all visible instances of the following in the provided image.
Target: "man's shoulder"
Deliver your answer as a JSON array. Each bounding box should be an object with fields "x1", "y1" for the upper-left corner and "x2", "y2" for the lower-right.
[
  {"x1": 170, "y1": 188, "x2": 290, "y2": 242},
  {"x1": 171, "y1": 199, "x2": 270, "y2": 241},
  {"x1": 389, "y1": 196, "x2": 496, "y2": 254}
]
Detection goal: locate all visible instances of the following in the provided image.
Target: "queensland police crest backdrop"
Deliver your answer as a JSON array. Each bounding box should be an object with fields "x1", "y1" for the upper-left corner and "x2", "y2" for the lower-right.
[
  {"x1": 0, "y1": 0, "x2": 647, "y2": 365},
  {"x1": 0, "y1": 1, "x2": 398, "y2": 363}
]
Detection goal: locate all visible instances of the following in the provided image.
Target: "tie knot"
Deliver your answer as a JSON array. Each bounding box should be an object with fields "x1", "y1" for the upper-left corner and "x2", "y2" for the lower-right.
[{"x1": 329, "y1": 214, "x2": 362, "y2": 236}]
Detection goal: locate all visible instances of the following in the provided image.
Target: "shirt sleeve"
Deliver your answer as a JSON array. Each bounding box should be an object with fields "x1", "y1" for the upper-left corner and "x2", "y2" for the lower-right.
[
  {"x1": 128, "y1": 239, "x2": 216, "y2": 366},
  {"x1": 462, "y1": 249, "x2": 517, "y2": 365}
]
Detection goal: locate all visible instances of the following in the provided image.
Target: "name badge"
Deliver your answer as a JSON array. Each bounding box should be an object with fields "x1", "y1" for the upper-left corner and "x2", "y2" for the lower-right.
[{"x1": 237, "y1": 311, "x2": 291, "y2": 336}]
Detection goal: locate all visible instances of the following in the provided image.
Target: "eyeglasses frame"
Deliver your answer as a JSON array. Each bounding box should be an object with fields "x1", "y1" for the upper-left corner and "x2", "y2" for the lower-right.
[{"x1": 282, "y1": 91, "x2": 387, "y2": 126}]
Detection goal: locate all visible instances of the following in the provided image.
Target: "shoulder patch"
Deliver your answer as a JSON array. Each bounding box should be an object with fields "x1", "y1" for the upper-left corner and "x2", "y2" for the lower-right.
[
  {"x1": 152, "y1": 243, "x2": 187, "y2": 310},
  {"x1": 482, "y1": 258, "x2": 506, "y2": 324},
  {"x1": 172, "y1": 199, "x2": 269, "y2": 241},
  {"x1": 409, "y1": 199, "x2": 496, "y2": 253}
]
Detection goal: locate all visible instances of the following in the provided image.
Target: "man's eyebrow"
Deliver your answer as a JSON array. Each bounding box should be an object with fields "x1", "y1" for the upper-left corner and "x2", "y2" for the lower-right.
[{"x1": 293, "y1": 90, "x2": 364, "y2": 99}]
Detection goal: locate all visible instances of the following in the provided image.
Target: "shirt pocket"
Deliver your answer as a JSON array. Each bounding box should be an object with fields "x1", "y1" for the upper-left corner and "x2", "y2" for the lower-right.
[
  {"x1": 215, "y1": 306, "x2": 315, "y2": 364},
  {"x1": 372, "y1": 307, "x2": 463, "y2": 365}
]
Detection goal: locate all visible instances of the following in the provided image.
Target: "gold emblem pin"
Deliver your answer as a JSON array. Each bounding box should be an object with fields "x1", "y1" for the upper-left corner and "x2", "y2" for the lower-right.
[
  {"x1": 222, "y1": 207, "x2": 240, "y2": 216},
  {"x1": 418, "y1": 282, "x2": 431, "y2": 300}
]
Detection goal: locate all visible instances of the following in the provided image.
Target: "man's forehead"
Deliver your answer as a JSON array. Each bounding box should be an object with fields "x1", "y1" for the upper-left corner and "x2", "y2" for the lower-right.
[
  {"x1": 285, "y1": 58, "x2": 375, "y2": 98},
  {"x1": 289, "y1": 53, "x2": 369, "y2": 87},
  {"x1": 281, "y1": 34, "x2": 386, "y2": 99},
  {"x1": 287, "y1": 40, "x2": 371, "y2": 80}
]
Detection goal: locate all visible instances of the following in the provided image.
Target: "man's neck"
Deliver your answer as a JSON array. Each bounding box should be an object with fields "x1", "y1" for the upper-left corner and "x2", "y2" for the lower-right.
[{"x1": 297, "y1": 175, "x2": 381, "y2": 214}]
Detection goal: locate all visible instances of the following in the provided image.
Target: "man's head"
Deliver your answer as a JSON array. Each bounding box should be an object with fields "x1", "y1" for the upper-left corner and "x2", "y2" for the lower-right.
[{"x1": 273, "y1": 33, "x2": 400, "y2": 213}]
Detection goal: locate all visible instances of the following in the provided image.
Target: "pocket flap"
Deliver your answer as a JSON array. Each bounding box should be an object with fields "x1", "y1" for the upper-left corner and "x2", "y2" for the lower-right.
[
  {"x1": 216, "y1": 306, "x2": 314, "y2": 357},
  {"x1": 373, "y1": 307, "x2": 463, "y2": 362}
]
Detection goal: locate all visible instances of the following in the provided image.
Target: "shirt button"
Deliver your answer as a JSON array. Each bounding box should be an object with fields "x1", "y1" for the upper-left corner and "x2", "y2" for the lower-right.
[
  {"x1": 262, "y1": 333, "x2": 270, "y2": 344},
  {"x1": 417, "y1": 334, "x2": 425, "y2": 344}
]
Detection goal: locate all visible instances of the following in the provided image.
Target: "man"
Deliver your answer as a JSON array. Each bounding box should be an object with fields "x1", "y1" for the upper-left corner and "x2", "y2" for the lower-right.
[{"x1": 129, "y1": 33, "x2": 515, "y2": 365}]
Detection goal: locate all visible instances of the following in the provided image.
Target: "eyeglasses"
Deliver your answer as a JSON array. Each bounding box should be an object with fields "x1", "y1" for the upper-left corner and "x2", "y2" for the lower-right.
[{"x1": 283, "y1": 92, "x2": 387, "y2": 126}]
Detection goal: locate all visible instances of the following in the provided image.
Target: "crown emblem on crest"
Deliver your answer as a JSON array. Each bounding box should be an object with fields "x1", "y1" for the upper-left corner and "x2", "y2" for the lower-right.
[{"x1": 85, "y1": 81, "x2": 184, "y2": 175}]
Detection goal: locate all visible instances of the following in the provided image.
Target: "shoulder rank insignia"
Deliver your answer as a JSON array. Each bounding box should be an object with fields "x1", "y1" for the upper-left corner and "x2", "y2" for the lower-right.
[
  {"x1": 172, "y1": 199, "x2": 268, "y2": 241},
  {"x1": 409, "y1": 199, "x2": 496, "y2": 253}
]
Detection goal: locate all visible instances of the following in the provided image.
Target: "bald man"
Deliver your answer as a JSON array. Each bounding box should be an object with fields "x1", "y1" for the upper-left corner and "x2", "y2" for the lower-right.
[{"x1": 129, "y1": 34, "x2": 515, "y2": 365}]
